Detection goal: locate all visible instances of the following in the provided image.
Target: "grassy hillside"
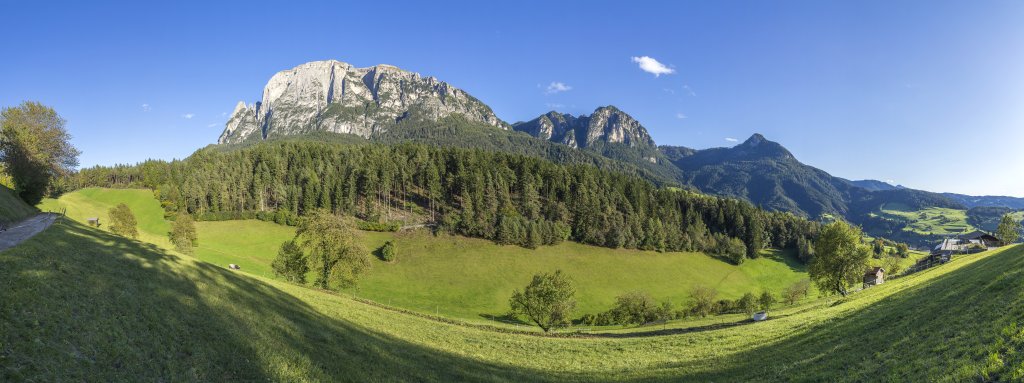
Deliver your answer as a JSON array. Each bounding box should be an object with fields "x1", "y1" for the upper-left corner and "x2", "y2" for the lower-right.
[
  {"x1": 0, "y1": 185, "x2": 36, "y2": 223},
  {"x1": 38, "y1": 187, "x2": 171, "y2": 247},
  {"x1": 40, "y1": 188, "x2": 811, "y2": 323},
  {"x1": 3, "y1": 215, "x2": 1022, "y2": 381},
  {"x1": 879, "y1": 203, "x2": 976, "y2": 235}
]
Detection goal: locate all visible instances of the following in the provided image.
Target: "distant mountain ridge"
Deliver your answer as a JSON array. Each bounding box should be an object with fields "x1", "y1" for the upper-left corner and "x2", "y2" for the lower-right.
[
  {"x1": 845, "y1": 179, "x2": 905, "y2": 192},
  {"x1": 216, "y1": 60, "x2": 1018, "y2": 225},
  {"x1": 942, "y1": 193, "x2": 1024, "y2": 209}
]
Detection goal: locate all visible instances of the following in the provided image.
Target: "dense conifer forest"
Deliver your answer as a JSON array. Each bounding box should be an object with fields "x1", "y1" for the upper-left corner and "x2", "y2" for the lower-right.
[{"x1": 67, "y1": 141, "x2": 819, "y2": 261}]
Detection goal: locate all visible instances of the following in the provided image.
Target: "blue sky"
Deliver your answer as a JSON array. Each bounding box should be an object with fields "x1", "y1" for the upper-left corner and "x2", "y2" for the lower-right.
[{"x1": 2, "y1": 1, "x2": 1023, "y2": 196}]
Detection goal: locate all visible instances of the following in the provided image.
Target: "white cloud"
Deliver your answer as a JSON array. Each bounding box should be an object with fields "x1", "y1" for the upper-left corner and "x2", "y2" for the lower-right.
[
  {"x1": 207, "y1": 123, "x2": 219, "y2": 128},
  {"x1": 545, "y1": 103, "x2": 565, "y2": 109},
  {"x1": 545, "y1": 82, "x2": 572, "y2": 94},
  {"x1": 885, "y1": 179, "x2": 896, "y2": 184},
  {"x1": 182, "y1": 113, "x2": 194, "y2": 119},
  {"x1": 631, "y1": 56, "x2": 675, "y2": 77},
  {"x1": 141, "y1": 103, "x2": 151, "y2": 112},
  {"x1": 676, "y1": 113, "x2": 687, "y2": 119},
  {"x1": 683, "y1": 84, "x2": 697, "y2": 96},
  {"x1": 725, "y1": 137, "x2": 738, "y2": 142}
]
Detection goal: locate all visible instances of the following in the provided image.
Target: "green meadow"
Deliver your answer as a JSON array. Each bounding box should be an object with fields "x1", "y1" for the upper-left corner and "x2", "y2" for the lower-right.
[
  {"x1": 879, "y1": 203, "x2": 976, "y2": 235},
  {"x1": 40, "y1": 188, "x2": 813, "y2": 323},
  {"x1": 3, "y1": 214, "x2": 1020, "y2": 381}
]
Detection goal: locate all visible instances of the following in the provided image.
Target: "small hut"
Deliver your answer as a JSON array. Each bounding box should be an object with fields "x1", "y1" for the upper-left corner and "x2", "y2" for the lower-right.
[
  {"x1": 87, "y1": 217, "x2": 100, "y2": 227},
  {"x1": 863, "y1": 267, "x2": 885, "y2": 287}
]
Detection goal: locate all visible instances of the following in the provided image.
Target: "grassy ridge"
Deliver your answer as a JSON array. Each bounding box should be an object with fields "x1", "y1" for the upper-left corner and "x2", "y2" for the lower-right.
[
  {"x1": 40, "y1": 188, "x2": 812, "y2": 322},
  {"x1": 3, "y1": 216, "x2": 1022, "y2": 381},
  {"x1": 0, "y1": 185, "x2": 36, "y2": 223}
]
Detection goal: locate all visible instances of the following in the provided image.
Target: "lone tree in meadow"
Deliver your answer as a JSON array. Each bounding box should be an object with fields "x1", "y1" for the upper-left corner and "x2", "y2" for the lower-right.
[
  {"x1": 108, "y1": 203, "x2": 138, "y2": 239},
  {"x1": 809, "y1": 221, "x2": 871, "y2": 297},
  {"x1": 272, "y1": 240, "x2": 309, "y2": 284},
  {"x1": 509, "y1": 270, "x2": 576, "y2": 332},
  {"x1": 289, "y1": 210, "x2": 369, "y2": 290},
  {"x1": 0, "y1": 101, "x2": 80, "y2": 205},
  {"x1": 169, "y1": 212, "x2": 198, "y2": 255},
  {"x1": 996, "y1": 214, "x2": 1021, "y2": 245}
]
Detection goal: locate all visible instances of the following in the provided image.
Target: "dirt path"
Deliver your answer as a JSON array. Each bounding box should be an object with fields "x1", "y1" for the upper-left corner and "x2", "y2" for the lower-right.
[{"x1": 0, "y1": 213, "x2": 58, "y2": 251}]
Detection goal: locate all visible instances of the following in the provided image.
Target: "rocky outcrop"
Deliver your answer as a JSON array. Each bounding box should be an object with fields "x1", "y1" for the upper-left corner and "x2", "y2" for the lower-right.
[
  {"x1": 512, "y1": 106, "x2": 656, "y2": 149},
  {"x1": 218, "y1": 60, "x2": 507, "y2": 144}
]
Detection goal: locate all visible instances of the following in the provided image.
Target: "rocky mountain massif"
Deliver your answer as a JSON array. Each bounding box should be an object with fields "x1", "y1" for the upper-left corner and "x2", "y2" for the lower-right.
[
  {"x1": 511, "y1": 106, "x2": 656, "y2": 150},
  {"x1": 218, "y1": 60, "x2": 506, "y2": 144}
]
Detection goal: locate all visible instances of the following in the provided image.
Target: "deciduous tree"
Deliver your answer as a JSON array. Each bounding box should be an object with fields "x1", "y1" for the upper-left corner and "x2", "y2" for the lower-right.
[
  {"x1": 293, "y1": 210, "x2": 369, "y2": 289},
  {"x1": 509, "y1": 270, "x2": 576, "y2": 332},
  {"x1": 809, "y1": 221, "x2": 871, "y2": 296},
  {"x1": 108, "y1": 203, "x2": 138, "y2": 239},
  {"x1": 169, "y1": 212, "x2": 198, "y2": 254},
  {"x1": 0, "y1": 101, "x2": 80, "y2": 204}
]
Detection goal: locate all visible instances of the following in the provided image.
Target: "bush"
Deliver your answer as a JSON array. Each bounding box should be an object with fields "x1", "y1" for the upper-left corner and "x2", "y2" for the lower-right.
[
  {"x1": 689, "y1": 285, "x2": 718, "y2": 317},
  {"x1": 379, "y1": 241, "x2": 397, "y2": 262},
  {"x1": 738, "y1": 292, "x2": 758, "y2": 316},
  {"x1": 782, "y1": 279, "x2": 811, "y2": 305},
  {"x1": 593, "y1": 291, "x2": 675, "y2": 326},
  {"x1": 357, "y1": 220, "x2": 401, "y2": 232},
  {"x1": 758, "y1": 291, "x2": 777, "y2": 311}
]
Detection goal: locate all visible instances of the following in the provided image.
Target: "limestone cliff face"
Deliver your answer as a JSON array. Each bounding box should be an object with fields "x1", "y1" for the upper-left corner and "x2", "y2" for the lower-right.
[
  {"x1": 218, "y1": 60, "x2": 507, "y2": 144},
  {"x1": 512, "y1": 106, "x2": 656, "y2": 149}
]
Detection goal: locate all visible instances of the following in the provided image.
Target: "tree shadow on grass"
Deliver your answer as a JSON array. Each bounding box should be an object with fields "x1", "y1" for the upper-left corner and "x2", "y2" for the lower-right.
[{"x1": 0, "y1": 221, "x2": 594, "y2": 382}]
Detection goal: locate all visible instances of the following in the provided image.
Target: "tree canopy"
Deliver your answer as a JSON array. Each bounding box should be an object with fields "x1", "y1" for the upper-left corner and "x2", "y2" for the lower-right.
[
  {"x1": 0, "y1": 101, "x2": 80, "y2": 204},
  {"x1": 809, "y1": 221, "x2": 871, "y2": 296},
  {"x1": 509, "y1": 270, "x2": 576, "y2": 332},
  {"x1": 292, "y1": 210, "x2": 369, "y2": 290},
  {"x1": 169, "y1": 212, "x2": 198, "y2": 254},
  {"x1": 108, "y1": 203, "x2": 138, "y2": 239},
  {"x1": 996, "y1": 214, "x2": 1021, "y2": 245}
]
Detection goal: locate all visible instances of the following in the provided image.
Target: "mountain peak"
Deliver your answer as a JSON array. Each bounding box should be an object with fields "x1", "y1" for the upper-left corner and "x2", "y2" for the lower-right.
[
  {"x1": 513, "y1": 106, "x2": 655, "y2": 149},
  {"x1": 742, "y1": 133, "x2": 767, "y2": 147},
  {"x1": 730, "y1": 133, "x2": 793, "y2": 160}
]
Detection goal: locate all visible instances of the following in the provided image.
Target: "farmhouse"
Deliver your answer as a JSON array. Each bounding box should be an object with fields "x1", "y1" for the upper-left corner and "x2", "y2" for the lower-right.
[
  {"x1": 958, "y1": 231, "x2": 1001, "y2": 248},
  {"x1": 863, "y1": 267, "x2": 884, "y2": 287},
  {"x1": 928, "y1": 230, "x2": 1001, "y2": 264}
]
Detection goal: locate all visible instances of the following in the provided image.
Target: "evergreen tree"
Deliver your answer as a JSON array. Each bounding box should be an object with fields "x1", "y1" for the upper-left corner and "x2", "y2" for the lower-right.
[
  {"x1": 272, "y1": 240, "x2": 308, "y2": 283},
  {"x1": 996, "y1": 214, "x2": 1021, "y2": 245}
]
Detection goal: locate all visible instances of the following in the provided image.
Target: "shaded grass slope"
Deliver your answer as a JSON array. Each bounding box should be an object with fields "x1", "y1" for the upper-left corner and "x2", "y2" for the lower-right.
[{"x1": 0, "y1": 185, "x2": 36, "y2": 223}]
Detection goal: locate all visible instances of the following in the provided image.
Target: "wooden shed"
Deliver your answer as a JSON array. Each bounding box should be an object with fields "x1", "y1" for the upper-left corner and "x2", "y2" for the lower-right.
[{"x1": 863, "y1": 267, "x2": 885, "y2": 287}]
